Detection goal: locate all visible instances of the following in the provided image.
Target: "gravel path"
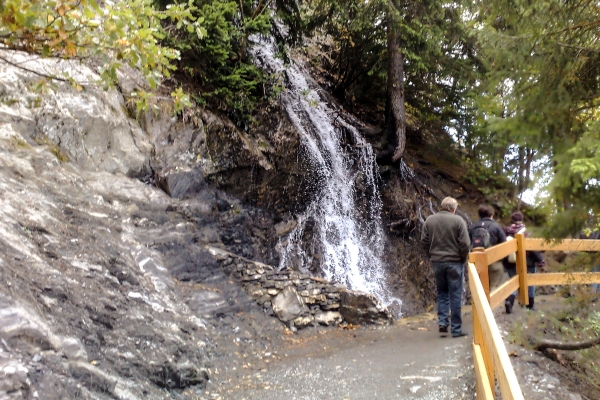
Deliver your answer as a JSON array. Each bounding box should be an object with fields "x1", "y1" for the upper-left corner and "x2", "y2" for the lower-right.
[{"x1": 209, "y1": 311, "x2": 476, "y2": 400}]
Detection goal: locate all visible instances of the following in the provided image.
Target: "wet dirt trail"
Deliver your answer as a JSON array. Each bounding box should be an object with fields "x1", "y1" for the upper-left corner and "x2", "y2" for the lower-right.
[{"x1": 209, "y1": 311, "x2": 475, "y2": 400}]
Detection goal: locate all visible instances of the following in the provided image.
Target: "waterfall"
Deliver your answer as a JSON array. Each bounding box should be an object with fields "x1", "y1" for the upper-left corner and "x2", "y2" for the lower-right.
[{"x1": 252, "y1": 37, "x2": 401, "y2": 310}]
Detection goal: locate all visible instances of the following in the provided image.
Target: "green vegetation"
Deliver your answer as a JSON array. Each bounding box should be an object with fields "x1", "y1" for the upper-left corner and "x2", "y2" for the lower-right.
[
  {"x1": 466, "y1": 0, "x2": 600, "y2": 236},
  {"x1": 0, "y1": 0, "x2": 201, "y2": 110},
  {"x1": 3, "y1": 0, "x2": 600, "y2": 237},
  {"x1": 509, "y1": 302, "x2": 600, "y2": 391},
  {"x1": 154, "y1": 0, "x2": 273, "y2": 120}
]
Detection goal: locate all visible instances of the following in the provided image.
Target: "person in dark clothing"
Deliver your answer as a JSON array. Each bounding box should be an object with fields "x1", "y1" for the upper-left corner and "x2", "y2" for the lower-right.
[
  {"x1": 469, "y1": 205, "x2": 507, "y2": 291},
  {"x1": 503, "y1": 211, "x2": 546, "y2": 313},
  {"x1": 421, "y1": 197, "x2": 471, "y2": 338}
]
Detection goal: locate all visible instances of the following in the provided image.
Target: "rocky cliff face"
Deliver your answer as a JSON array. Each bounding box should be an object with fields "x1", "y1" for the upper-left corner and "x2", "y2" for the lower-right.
[
  {"x1": 0, "y1": 50, "x2": 398, "y2": 399},
  {"x1": 0, "y1": 51, "x2": 285, "y2": 399}
]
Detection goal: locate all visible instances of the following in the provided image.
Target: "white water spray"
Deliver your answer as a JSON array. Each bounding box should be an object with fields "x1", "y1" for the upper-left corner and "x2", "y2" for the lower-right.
[{"x1": 252, "y1": 37, "x2": 401, "y2": 309}]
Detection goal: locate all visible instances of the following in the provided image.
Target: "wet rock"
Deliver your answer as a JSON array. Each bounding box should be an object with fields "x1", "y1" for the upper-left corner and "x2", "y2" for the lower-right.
[
  {"x1": 141, "y1": 109, "x2": 205, "y2": 181},
  {"x1": 340, "y1": 290, "x2": 393, "y2": 325},
  {"x1": 169, "y1": 247, "x2": 219, "y2": 283},
  {"x1": 216, "y1": 196, "x2": 231, "y2": 212},
  {"x1": 187, "y1": 291, "x2": 228, "y2": 315},
  {"x1": 156, "y1": 168, "x2": 206, "y2": 199},
  {"x1": 272, "y1": 287, "x2": 309, "y2": 322},
  {"x1": 274, "y1": 219, "x2": 297, "y2": 236}
]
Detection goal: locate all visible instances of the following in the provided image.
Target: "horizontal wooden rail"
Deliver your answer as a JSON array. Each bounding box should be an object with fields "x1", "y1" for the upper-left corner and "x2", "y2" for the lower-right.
[
  {"x1": 485, "y1": 239, "x2": 518, "y2": 264},
  {"x1": 527, "y1": 272, "x2": 600, "y2": 286},
  {"x1": 470, "y1": 237, "x2": 600, "y2": 399},
  {"x1": 474, "y1": 343, "x2": 494, "y2": 399},
  {"x1": 469, "y1": 263, "x2": 524, "y2": 400},
  {"x1": 525, "y1": 238, "x2": 600, "y2": 252},
  {"x1": 490, "y1": 275, "x2": 520, "y2": 310}
]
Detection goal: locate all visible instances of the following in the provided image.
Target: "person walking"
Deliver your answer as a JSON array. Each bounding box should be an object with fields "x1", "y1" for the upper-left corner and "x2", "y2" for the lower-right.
[
  {"x1": 503, "y1": 211, "x2": 545, "y2": 313},
  {"x1": 469, "y1": 205, "x2": 507, "y2": 292},
  {"x1": 421, "y1": 197, "x2": 471, "y2": 338}
]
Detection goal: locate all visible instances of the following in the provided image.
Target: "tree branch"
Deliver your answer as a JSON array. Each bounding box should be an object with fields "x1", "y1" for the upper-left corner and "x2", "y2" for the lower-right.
[
  {"x1": 0, "y1": 54, "x2": 70, "y2": 83},
  {"x1": 534, "y1": 335, "x2": 600, "y2": 351}
]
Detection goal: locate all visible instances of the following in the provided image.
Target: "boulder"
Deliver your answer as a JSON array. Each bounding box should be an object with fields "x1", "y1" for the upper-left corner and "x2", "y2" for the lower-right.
[
  {"x1": 340, "y1": 290, "x2": 393, "y2": 325},
  {"x1": 155, "y1": 168, "x2": 206, "y2": 199},
  {"x1": 272, "y1": 287, "x2": 308, "y2": 322},
  {"x1": 314, "y1": 311, "x2": 342, "y2": 326}
]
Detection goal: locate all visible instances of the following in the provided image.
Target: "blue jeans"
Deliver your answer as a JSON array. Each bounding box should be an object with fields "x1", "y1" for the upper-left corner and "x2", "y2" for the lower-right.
[
  {"x1": 506, "y1": 266, "x2": 535, "y2": 298},
  {"x1": 433, "y1": 262, "x2": 464, "y2": 335}
]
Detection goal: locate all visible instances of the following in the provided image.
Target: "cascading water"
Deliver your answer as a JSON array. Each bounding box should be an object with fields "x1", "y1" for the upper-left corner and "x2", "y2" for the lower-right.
[{"x1": 252, "y1": 36, "x2": 401, "y2": 311}]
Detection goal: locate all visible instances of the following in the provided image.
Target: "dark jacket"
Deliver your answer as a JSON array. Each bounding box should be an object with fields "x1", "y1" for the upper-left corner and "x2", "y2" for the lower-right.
[
  {"x1": 421, "y1": 210, "x2": 471, "y2": 263},
  {"x1": 504, "y1": 223, "x2": 545, "y2": 269},
  {"x1": 469, "y1": 218, "x2": 507, "y2": 248}
]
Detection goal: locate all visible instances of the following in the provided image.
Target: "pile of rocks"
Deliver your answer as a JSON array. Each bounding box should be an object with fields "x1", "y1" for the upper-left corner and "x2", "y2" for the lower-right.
[{"x1": 207, "y1": 247, "x2": 393, "y2": 330}]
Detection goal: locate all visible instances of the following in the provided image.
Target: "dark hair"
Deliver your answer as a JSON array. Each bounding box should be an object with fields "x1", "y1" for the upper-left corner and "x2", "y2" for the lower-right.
[
  {"x1": 510, "y1": 211, "x2": 524, "y2": 223},
  {"x1": 478, "y1": 205, "x2": 494, "y2": 219}
]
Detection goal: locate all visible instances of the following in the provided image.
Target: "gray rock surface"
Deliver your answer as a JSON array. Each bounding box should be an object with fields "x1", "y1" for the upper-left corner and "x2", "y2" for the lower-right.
[
  {"x1": 0, "y1": 42, "x2": 400, "y2": 400},
  {"x1": 0, "y1": 53, "x2": 289, "y2": 398},
  {"x1": 314, "y1": 311, "x2": 343, "y2": 326},
  {"x1": 0, "y1": 50, "x2": 152, "y2": 176},
  {"x1": 272, "y1": 287, "x2": 309, "y2": 322},
  {"x1": 340, "y1": 290, "x2": 394, "y2": 325}
]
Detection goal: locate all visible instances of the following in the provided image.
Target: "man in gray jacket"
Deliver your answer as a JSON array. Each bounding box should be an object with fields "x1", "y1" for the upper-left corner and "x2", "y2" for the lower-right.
[{"x1": 421, "y1": 197, "x2": 471, "y2": 338}]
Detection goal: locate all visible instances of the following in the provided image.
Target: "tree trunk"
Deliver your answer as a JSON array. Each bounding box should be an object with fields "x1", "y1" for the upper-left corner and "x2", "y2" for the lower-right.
[
  {"x1": 517, "y1": 145, "x2": 525, "y2": 195},
  {"x1": 525, "y1": 147, "x2": 534, "y2": 187},
  {"x1": 385, "y1": 8, "x2": 406, "y2": 163}
]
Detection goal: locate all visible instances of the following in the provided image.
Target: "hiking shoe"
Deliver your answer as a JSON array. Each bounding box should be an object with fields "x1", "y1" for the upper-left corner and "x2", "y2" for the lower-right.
[
  {"x1": 452, "y1": 332, "x2": 468, "y2": 338},
  {"x1": 505, "y1": 302, "x2": 513, "y2": 314},
  {"x1": 526, "y1": 297, "x2": 535, "y2": 311},
  {"x1": 439, "y1": 326, "x2": 448, "y2": 333}
]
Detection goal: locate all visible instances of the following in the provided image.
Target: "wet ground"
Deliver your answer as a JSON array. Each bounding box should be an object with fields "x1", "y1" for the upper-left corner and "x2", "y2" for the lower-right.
[{"x1": 209, "y1": 311, "x2": 476, "y2": 400}]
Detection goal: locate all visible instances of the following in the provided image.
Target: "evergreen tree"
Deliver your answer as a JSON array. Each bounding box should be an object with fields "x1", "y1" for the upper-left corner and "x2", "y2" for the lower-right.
[
  {"x1": 305, "y1": 0, "x2": 480, "y2": 162},
  {"x1": 469, "y1": 0, "x2": 600, "y2": 236}
]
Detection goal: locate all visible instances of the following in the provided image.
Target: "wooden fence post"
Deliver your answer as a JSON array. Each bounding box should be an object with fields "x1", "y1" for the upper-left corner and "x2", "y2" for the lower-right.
[
  {"x1": 515, "y1": 233, "x2": 529, "y2": 306},
  {"x1": 470, "y1": 249, "x2": 490, "y2": 301}
]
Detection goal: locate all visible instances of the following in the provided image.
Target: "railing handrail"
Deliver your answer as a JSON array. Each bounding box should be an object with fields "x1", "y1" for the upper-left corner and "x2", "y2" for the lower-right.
[
  {"x1": 469, "y1": 263, "x2": 524, "y2": 400},
  {"x1": 469, "y1": 234, "x2": 600, "y2": 400}
]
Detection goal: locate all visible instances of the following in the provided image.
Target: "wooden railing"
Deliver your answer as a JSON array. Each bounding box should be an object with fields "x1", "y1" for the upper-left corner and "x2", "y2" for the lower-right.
[{"x1": 468, "y1": 233, "x2": 600, "y2": 400}]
